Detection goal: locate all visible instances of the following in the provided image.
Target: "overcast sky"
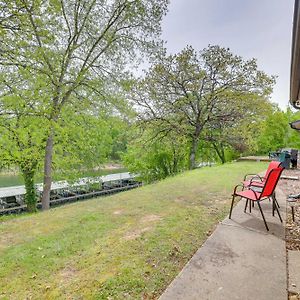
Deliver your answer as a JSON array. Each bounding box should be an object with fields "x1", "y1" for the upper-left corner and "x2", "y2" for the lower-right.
[{"x1": 161, "y1": 0, "x2": 295, "y2": 110}]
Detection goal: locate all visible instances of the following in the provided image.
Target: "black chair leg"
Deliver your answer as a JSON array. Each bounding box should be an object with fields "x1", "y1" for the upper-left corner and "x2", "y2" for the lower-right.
[
  {"x1": 244, "y1": 199, "x2": 248, "y2": 213},
  {"x1": 274, "y1": 197, "x2": 280, "y2": 209},
  {"x1": 249, "y1": 200, "x2": 252, "y2": 213},
  {"x1": 273, "y1": 200, "x2": 283, "y2": 223},
  {"x1": 229, "y1": 195, "x2": 235, "y2": 219},
  {"x1": 272, "y1": 192, "x2": 280, "y2": 208},
  {"x1": 257, "y1": 201, "x2": 269, "y2": 231}
]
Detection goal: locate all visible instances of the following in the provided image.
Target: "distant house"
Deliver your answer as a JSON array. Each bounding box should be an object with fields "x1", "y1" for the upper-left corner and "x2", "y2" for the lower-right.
[{"x1": 290, "y1": 0, "x2": 300, "y2": 109}]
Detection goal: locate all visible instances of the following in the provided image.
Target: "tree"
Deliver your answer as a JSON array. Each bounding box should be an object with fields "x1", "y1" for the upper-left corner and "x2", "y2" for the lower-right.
[
  {"x1": 257, "y1": 111, "x2": 288, "y2": 153},
  {"x1": 255, "y1": 108, "x2": 300, "y2": 154},
  {"x1": 0, "y1": 2, "x2": 25, "y2": 32},
  {"x1": 0, "y1": 71, "x2": 114, "y2": 211},
  {"x1": 0, "y1": 0, "x2": 169, "y2": 209},
  {"x1": 131, "y1": 45, "x2": 275, "y2": 169},
  {"x1": 203, "y1": 94, "x2": 274, "y2": 163},
  {"x1": 0, "y1": 94, "x2": 47, "y2": 212},
  {"x1": 51, "y1": 105, "x2": 113, "y2": 180},
  {"x1": 123, "y1": 129, "x2": 189, "y2": 182},
  {"x1": 106, "y1": 115, "x2": 131, "y2": 161},
  {"x1": 285, "y1": 108, "x2": 300, "y2": 149}
]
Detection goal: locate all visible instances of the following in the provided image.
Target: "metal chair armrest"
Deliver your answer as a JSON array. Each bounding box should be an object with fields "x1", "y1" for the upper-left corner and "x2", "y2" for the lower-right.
[
  {"x1": 233, "y1": 184, "x2": 245, "y2": 195},
  {"x1": 249, "y1": 175, "x2": 263, "y2": 184},
  {"x1": 244, "y1": 173, "x2": 260, "y2": 180}
]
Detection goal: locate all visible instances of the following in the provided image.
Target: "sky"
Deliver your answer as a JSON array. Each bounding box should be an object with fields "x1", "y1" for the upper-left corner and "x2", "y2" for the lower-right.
[{"x1": 161, "y1": 0, "x2": 295, "y2": 110}]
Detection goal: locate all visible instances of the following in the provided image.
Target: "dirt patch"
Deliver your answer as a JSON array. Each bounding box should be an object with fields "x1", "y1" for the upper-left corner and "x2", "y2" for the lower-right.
[
  {"x1": 140, "y1": 214, "x2": 162, "y2": 223},
  {"x1": 113, "y1": 210, "x2": 123, "y2": 215},
  {"x1": 123, "y1": 227, "x2": 152, "y2": 240},
  {"x1": 277, "y1": 169, "x2": 300, "y2": 299},
  {"x1": 123, "y1": 214, "x2": 161, "y2": 241},
  {"x1": 278, "y1": 169, "x2": 300, "y2": 251},
  {"x1": 0, "y1": 232, "x2": 17, "y2": 250},
  {"x1": 289, "y1": 291, "x2": 300, "y2": 300},
  {"x1": 217, "y1": 199, "x2": 228, "y2": 205},
  {"x1": 59, "y1": 265, "x2": 78, "y2": 284},
  {"x1": 174, "y1": 196, "x2": 186, "y2": 203}
]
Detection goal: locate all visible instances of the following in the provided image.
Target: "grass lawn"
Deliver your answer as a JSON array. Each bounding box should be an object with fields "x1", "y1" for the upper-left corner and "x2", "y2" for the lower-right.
[{"x1": 0, "y1": 161, "x2": 267, "y2": 299}]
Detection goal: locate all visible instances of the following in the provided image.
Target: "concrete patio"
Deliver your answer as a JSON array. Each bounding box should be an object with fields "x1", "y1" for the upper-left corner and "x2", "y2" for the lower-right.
[{"x1": 160, "y1": 188, "x2": 287, "y2": 300}]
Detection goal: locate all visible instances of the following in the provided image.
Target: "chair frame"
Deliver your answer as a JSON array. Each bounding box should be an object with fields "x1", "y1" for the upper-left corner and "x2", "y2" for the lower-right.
[
  {"x1": 243, "y1": 161, "x2": 282, "y2": 185},
  {"x1": 229, "y1": 167, "x2": 284, "y2": 231},
  {"x1": 242, "y1": 161, "x2": 283, "y2": 210}
]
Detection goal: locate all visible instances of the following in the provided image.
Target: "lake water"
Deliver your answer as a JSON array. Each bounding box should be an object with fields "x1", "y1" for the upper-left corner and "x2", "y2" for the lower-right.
[{"x1": 0, "y1": 168, "x2": 127, "y2": 188}]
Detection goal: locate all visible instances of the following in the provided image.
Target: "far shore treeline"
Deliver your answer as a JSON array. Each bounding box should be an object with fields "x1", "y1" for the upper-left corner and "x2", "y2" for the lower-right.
[{"x1": 0, "y1": 1, "x2": 298, "y2": 212}]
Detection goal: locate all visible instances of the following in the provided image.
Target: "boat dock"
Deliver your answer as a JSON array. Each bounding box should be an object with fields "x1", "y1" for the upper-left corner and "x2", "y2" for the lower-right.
[{"x1": 0, "y1": 172, "x2": 140, "y2": 214}]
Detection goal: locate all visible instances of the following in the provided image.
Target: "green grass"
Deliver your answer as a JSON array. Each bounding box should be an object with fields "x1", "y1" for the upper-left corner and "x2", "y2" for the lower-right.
[{"x1": 0, "y1": 162, "x2": 267, "y2": 299}]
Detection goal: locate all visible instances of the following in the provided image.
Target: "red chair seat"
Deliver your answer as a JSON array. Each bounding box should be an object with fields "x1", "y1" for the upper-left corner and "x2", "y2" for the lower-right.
[{"x1": 235, "y1": 189, "x2": 261, "y2": 201}]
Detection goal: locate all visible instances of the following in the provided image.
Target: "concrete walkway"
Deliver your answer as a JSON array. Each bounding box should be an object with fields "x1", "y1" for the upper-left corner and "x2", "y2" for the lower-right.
[{"x1": 160, "y1": 189, "x2": 287, "y2": 300}]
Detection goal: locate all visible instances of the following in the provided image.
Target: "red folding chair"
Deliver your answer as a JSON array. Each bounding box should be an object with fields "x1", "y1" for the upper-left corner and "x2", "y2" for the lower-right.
[
  {"x1": 242, "y1": 160, "x2": 281, "y2": 188},
  {"x1": 242, "y1": 161, "x2": 282, "y2": 210},
  {"x1": 229, "y1": 167, "x2": 284, "y2": 231}
]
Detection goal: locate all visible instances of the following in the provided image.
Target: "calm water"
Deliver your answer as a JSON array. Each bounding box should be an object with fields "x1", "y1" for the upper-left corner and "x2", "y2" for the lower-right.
[{"x1": 0, "y1": 168, "x2": 127, "y2": 188}]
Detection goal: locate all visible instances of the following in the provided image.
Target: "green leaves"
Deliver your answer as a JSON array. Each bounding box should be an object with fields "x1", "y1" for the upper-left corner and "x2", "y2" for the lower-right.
[
  {"x1": 256, "y1": 110, "x2": 296, "y2": 153},
  {"x1": 123, "y1": 130, "x2": 189, "y2": 182},
  {"x1": 131, "y1": 45, "x2": 275, "y2": 168},
  {"x1": 0, "y1": 0, "x2": 169, "y2": 207}
]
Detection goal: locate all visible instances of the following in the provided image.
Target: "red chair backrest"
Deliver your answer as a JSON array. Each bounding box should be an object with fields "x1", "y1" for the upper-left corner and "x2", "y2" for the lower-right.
[
  {"x1": 260, "y1": 167, "x2": 284, "y2": 198},
  {"x1": 263, "y1": 161, "x2": 282, "y2": 182}
]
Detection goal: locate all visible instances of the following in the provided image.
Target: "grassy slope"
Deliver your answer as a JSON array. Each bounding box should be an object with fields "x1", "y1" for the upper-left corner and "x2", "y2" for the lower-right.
[{"x1": 0, "y1": 162, "x2": 267, "y2": 299}]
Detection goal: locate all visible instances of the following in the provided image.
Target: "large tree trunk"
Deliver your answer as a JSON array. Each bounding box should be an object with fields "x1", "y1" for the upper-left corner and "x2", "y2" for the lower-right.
[
  {"x1": 41, "y1": 130, "x2": 54, "y2": 210},
  {"x1": 21, "y1": 167, "x2": 37, "y2": 213},
  {"x1": 189, "y1": 138, "x2": 199, "y2": 169}
]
